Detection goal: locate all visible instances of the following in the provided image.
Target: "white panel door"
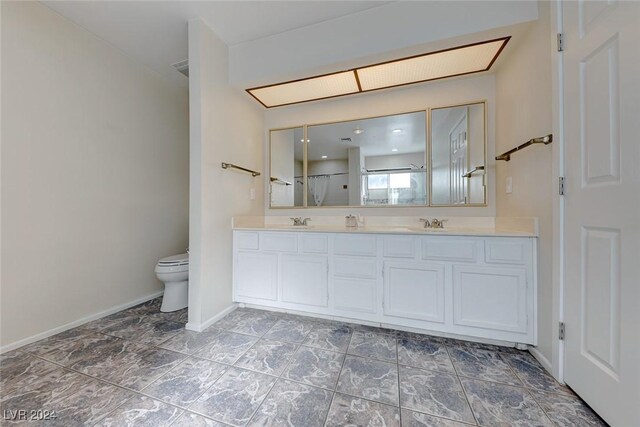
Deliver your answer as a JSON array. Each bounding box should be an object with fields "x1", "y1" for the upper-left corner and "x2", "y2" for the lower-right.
[
  {"x1": 452, "y1": 265, "x2": 527, "y2": 333},
  {"x1": 235, "y1": 251, "x2": 278, "y2": 301},
  {"x1": 563, "y1": 1, "x2": 640, "y2": 425},
  {"x1": 280, "y1": 254, "x2": 328, "y2": 307},
  {"x1": 383, "y1": 261, "x2": 445, "y2": 323}
]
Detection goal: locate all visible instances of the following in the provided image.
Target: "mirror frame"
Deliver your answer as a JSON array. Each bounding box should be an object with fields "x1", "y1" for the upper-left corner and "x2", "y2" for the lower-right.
[
  {"x1": 428, "y1": 100, "x2": 488, "y2": 207},
  {"x1": 268, "y1": 101, "x2": 488, "y2": 209}
]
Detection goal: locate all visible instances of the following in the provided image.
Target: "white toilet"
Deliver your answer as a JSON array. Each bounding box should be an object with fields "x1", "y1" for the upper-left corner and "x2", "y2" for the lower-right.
[{"x1": 154, "y1": 253, "x2": 189, "y2": 312}]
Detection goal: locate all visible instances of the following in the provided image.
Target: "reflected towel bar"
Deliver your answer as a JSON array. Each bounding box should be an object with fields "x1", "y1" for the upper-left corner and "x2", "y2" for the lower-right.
[
  {"x1": 270, "y1": 177, "x2": 292, "y2": 186},
  {"x1": 221, "y1": 162, "x2": 261, "y2": 177},
  {"x1": 462, "y1": 165, "x2": 485, "y2": 178},
  {"x1": 495, "y1": 134, "x2": 553, "y2": 161}
]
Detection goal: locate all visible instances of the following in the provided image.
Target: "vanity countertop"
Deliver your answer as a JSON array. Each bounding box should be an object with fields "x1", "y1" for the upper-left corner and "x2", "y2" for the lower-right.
[{"x1": 232, "y1": 217, "x2": 538, "y2": 238}]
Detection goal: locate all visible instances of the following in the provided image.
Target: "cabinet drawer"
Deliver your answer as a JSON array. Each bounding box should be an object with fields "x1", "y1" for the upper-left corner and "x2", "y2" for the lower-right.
[
  {"x1": 334, "y1": 256, "x2": 377, "y2": 279},
  {"x1": 383, "y1": 236, "x2": 416, "y2": 258},
  {"x1": 422, "y1": 238, "x2": 478, "y2": 262},
  {"x1": 485, "y1": 239, "x2": 529, "y2": 265},
  {"x1": 235, "y1": 232, "x2": 259, "y2": 250},
  {"x1": 261, "y1": 233, "x2": 298, "y2": 252},
  {"x1": 334, "y1": 235, "x2": 377, "y2": 257},
  {"x1": 300, "y1": 234, "x2": 328, "y2": 254}
]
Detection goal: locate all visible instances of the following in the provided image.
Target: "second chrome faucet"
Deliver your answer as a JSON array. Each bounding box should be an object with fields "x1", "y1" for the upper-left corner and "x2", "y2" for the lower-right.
[
  {"x1": 290, "y1": 217, "x2": 310, "y2": 226},
  {"x1": 419, "y1": 218, "x2": 447, "y2": 229}
]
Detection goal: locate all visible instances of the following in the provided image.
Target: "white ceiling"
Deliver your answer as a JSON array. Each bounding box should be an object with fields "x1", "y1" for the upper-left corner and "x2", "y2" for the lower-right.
[{"x1": 43, "y1": 1, "x2": 391, "y2": 89}]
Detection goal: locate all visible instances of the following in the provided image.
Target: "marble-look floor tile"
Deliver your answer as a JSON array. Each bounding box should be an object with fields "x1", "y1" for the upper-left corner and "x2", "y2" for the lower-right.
[
  {"x1": 263, "y1": 318, "x2": 314, "y2": 343},
  {"x1": 127, "y1": 298, "x2": 163, "y2": 316},
  {"x1": 303, "y1": 325, "x2": 353, "y2": 353},
  {"x1": 531, "y1": 389, "x2": 607, "y2": 427},
  {"x1": 21, "y1": 327, "x2": 93, "y2": 357},
  {"x1": 70, "y1": 341, "x2": 185, "y2": 391},
  {"x1": 1, "y1": 368, "x2": 95, "y2": 418},
  {"x1": 397, "y1": 338, "x2": 454, "y2": 373},
  {"x1": 41, "y1": 333, "x2": 125, "y2": 367},
  {"x1": 325, "y1": 393, "x2": 400, "y2": 427},
  {"x1": 143, "y1": 358, "x2": 227, "y2": 407},
  {"x1": 190, "y1": 367, "x2": 276, "y2": 426},
  {"x1": 447, "y1": 346, "x2": 522, "y2": 386},
  {"x1": 353, "y1": 324, "x2": 398, "y2": 337},
  {"x1": 213, "y1": 310, "x2": 249, "y2": 330},
  {"x1": 0, "y1": 355, "x2": 61, "y2": 397},
  {"x1": 219, "y1": 311, "x2": 279, "y2": 337},
  {"x1": 83, "y1": 310, "x2": 141, "y2": 332},
  {"x1": 248, "y1": 379, "x2": 332, "y2": 427},
  {"x1": 348, "y1": 330, "x2": 397, "y2": 362},
  {"x1": 460, "y1": 378, "x2": 553, "y2": 427},
  {"x1": 234, "y1": 339, "x2": 297, "y2": 376},
  {"x1": 157, "y1": 328, "x2": 221, "y2": 354},
  {"x1": 399, "y1": 365, "x2": 474, "y2": 424},
  {"x1": 194, "y1": 331, "x2": 258, "y2": 364},
  {"x1": 337, "y1": 355, "x2": 399, "y2": 406},
  {"x1": 500, "y1": 351, "x2": 571, "y2": 394},
  {"x1": 96, "y1": 394, "x2": 183, "y2": 427},
  {"x1": 401, "y1": 409, "x2": 472, "y2": 426},
  {"x1": 171, "y1": 412, "x2": 228, "y2": 426},
  {"x1": 282, "y1": 346, "x2": 344, "y2": 390},
  {"x1": 145, "y1": 307, "x2": 188, "y2": 324},
  {"x1": 100, "y1": 317, "x2": 184, "y2": 346},
  {"x1": 44, "y1": 380, "x2": 135, "y2": 426}
]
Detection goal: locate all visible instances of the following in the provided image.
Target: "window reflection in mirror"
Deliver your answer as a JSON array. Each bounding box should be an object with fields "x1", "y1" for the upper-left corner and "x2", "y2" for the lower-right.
[
  {"x1": 430, "y1": 102, "x2": 486, "y2": 206},
  {"x1": 306, "y1": 111, "x2": 427, "y2": 207},
  {"x1": 269, "y1": 127, "x2": 304, "y2": 207}
]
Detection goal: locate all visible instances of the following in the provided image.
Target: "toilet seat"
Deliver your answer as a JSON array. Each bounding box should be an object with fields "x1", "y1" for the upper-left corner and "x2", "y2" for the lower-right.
[{"x1": 157, "y1": 253, "x2": 188, "y2": 267}]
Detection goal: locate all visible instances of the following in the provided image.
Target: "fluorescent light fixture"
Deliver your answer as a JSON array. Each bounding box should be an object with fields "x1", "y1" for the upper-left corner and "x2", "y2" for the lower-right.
[
  {"x1": 392, "y1": 129, "x2": 402, "y2": 133},
  {"x1": 248, "y1": 71, "x2": 359, "y2": 108},
  {"x1": 321, "y1": 155, "x2": 328, "y2": 159},
  {"x1": 391, "y1": 148, "x2": 399, "y2": 152},
  {"x1": 353, "y1": 128, "x2": 365, "y2": 134},
  {"x1": 246, "y1": 37, "x2": 510, "y2": 108},
  {"x1": 357, "y1": 38, "x2": 509, "y2": 91}
]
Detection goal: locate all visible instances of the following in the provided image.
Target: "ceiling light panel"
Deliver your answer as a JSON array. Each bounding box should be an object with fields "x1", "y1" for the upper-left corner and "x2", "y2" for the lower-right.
[
  {"x1": 248, "y1": 71, "x2": 359, "y2": 108},
  {"x1": 356, "y1": 38, "x2": 509, "y2": 91}
]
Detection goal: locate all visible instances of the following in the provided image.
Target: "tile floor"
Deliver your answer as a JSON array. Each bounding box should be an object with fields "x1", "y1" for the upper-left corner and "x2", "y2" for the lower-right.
[{"x1": 1, "y1": 298, "x2": 608, "y2": 426}]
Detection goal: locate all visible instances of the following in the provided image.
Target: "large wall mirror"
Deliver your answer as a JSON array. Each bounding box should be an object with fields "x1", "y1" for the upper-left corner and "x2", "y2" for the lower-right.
[
  {"x1": 430, "y1": 102, "x2": 486, "y2": 206},
  {"x1": 269, "y1": 101, "x2": 486, "y2": 208}
]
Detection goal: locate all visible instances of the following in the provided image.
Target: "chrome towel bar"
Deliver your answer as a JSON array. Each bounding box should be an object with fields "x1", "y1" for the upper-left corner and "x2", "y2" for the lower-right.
[
  {"x1": 270, "y1": 177, "x2": 292, "y2": 186},
  {"x1": 495, "y1": 134, "x2": 553, "y2": 161},
  {"x1": 462, "y1": 165, "x2": 485, "y2": 178},
  {"x1": 221, "y1": 162, "x2": 261, "y2": 177}
]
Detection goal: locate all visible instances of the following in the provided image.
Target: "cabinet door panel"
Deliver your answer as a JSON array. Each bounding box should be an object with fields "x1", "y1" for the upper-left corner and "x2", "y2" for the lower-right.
[
  {"x1": 235, "y1": 251, "x2": 278, "y2": 301},
  {"x1": 422, "y1": 237, "x2": 478, "y2": 262},
  {"x1": 334, "y1": 256, "x2": 377, "y2": 279},
  {"x1": 383, "y1": 236, "x2": 416, "y2": 258},
  {"x1": 453, "y1": 265, "x2": 527, "y2": 333},
  {"x1": 281, "y1": 255, "x2": 328, "y2": 307},
  {"x1": 383, "y1": 261, "x2": 445, "y2": 323},
  {"x1": 332, "y1": 277, "x2": 378, "y2": 314}
]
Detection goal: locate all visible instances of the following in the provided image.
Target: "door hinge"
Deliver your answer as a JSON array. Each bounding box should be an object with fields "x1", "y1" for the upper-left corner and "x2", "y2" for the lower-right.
[
  {"x1": 559, "y1": 322, "x2": 566, "y2": 340},
  {"x1": 557, "y1": 33, "x2": 564, "y2": 52},
  {"x1": 559, "y1": 177, "x2": 566, "y2": 196}
]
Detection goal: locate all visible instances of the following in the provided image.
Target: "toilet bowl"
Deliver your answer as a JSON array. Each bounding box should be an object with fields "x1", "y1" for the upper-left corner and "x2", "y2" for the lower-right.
[{"x1": 155, "y1": 253, "x2": 189, "y2": 312}]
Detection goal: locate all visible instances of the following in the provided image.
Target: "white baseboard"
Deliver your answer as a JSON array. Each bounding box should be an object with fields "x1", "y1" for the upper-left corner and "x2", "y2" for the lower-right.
[
  {"x1": 529, "y1": 346, "x2": 553, "y2": 374},
  {"x1": 185, "y1": 304, "x2": 238, "y2": 332},
  {"x1": 0, "y1": 291, "x2": 163, "y2": 354}
]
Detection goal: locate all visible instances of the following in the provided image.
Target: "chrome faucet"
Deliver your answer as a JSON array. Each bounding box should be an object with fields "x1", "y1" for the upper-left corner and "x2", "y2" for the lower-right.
[
  {"x1": 419, "y1": 218, "x2": 447, "y2": 229},
  {"x1": 290, "y1": 217, "x2": 311, "y2": 226}
]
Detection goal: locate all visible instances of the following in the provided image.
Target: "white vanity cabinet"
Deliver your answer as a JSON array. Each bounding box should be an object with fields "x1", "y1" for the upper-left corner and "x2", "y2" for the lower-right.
[{"x1": 233, "y1": 230, "x2": 537, "y2": 345}]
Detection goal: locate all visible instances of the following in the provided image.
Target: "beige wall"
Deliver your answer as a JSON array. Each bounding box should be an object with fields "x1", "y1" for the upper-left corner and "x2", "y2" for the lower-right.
[
  {"x1": 187, "y1": 19, "x2": 264, "y2": 330},
  {"x1": 495, "y1": 1, "x2": 554, "y2": 365},
  {"x1": 264, "y1": 74, "x2": 496, "y2": 217},
  {"x1": 0, "y1": 2, "x2": 189, "y2": 349}
]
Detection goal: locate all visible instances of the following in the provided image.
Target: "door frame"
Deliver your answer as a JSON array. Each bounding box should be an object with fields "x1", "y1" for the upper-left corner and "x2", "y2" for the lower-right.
[{"x1": 549, "y1": 0, "x2": 565, "y2": 383}]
